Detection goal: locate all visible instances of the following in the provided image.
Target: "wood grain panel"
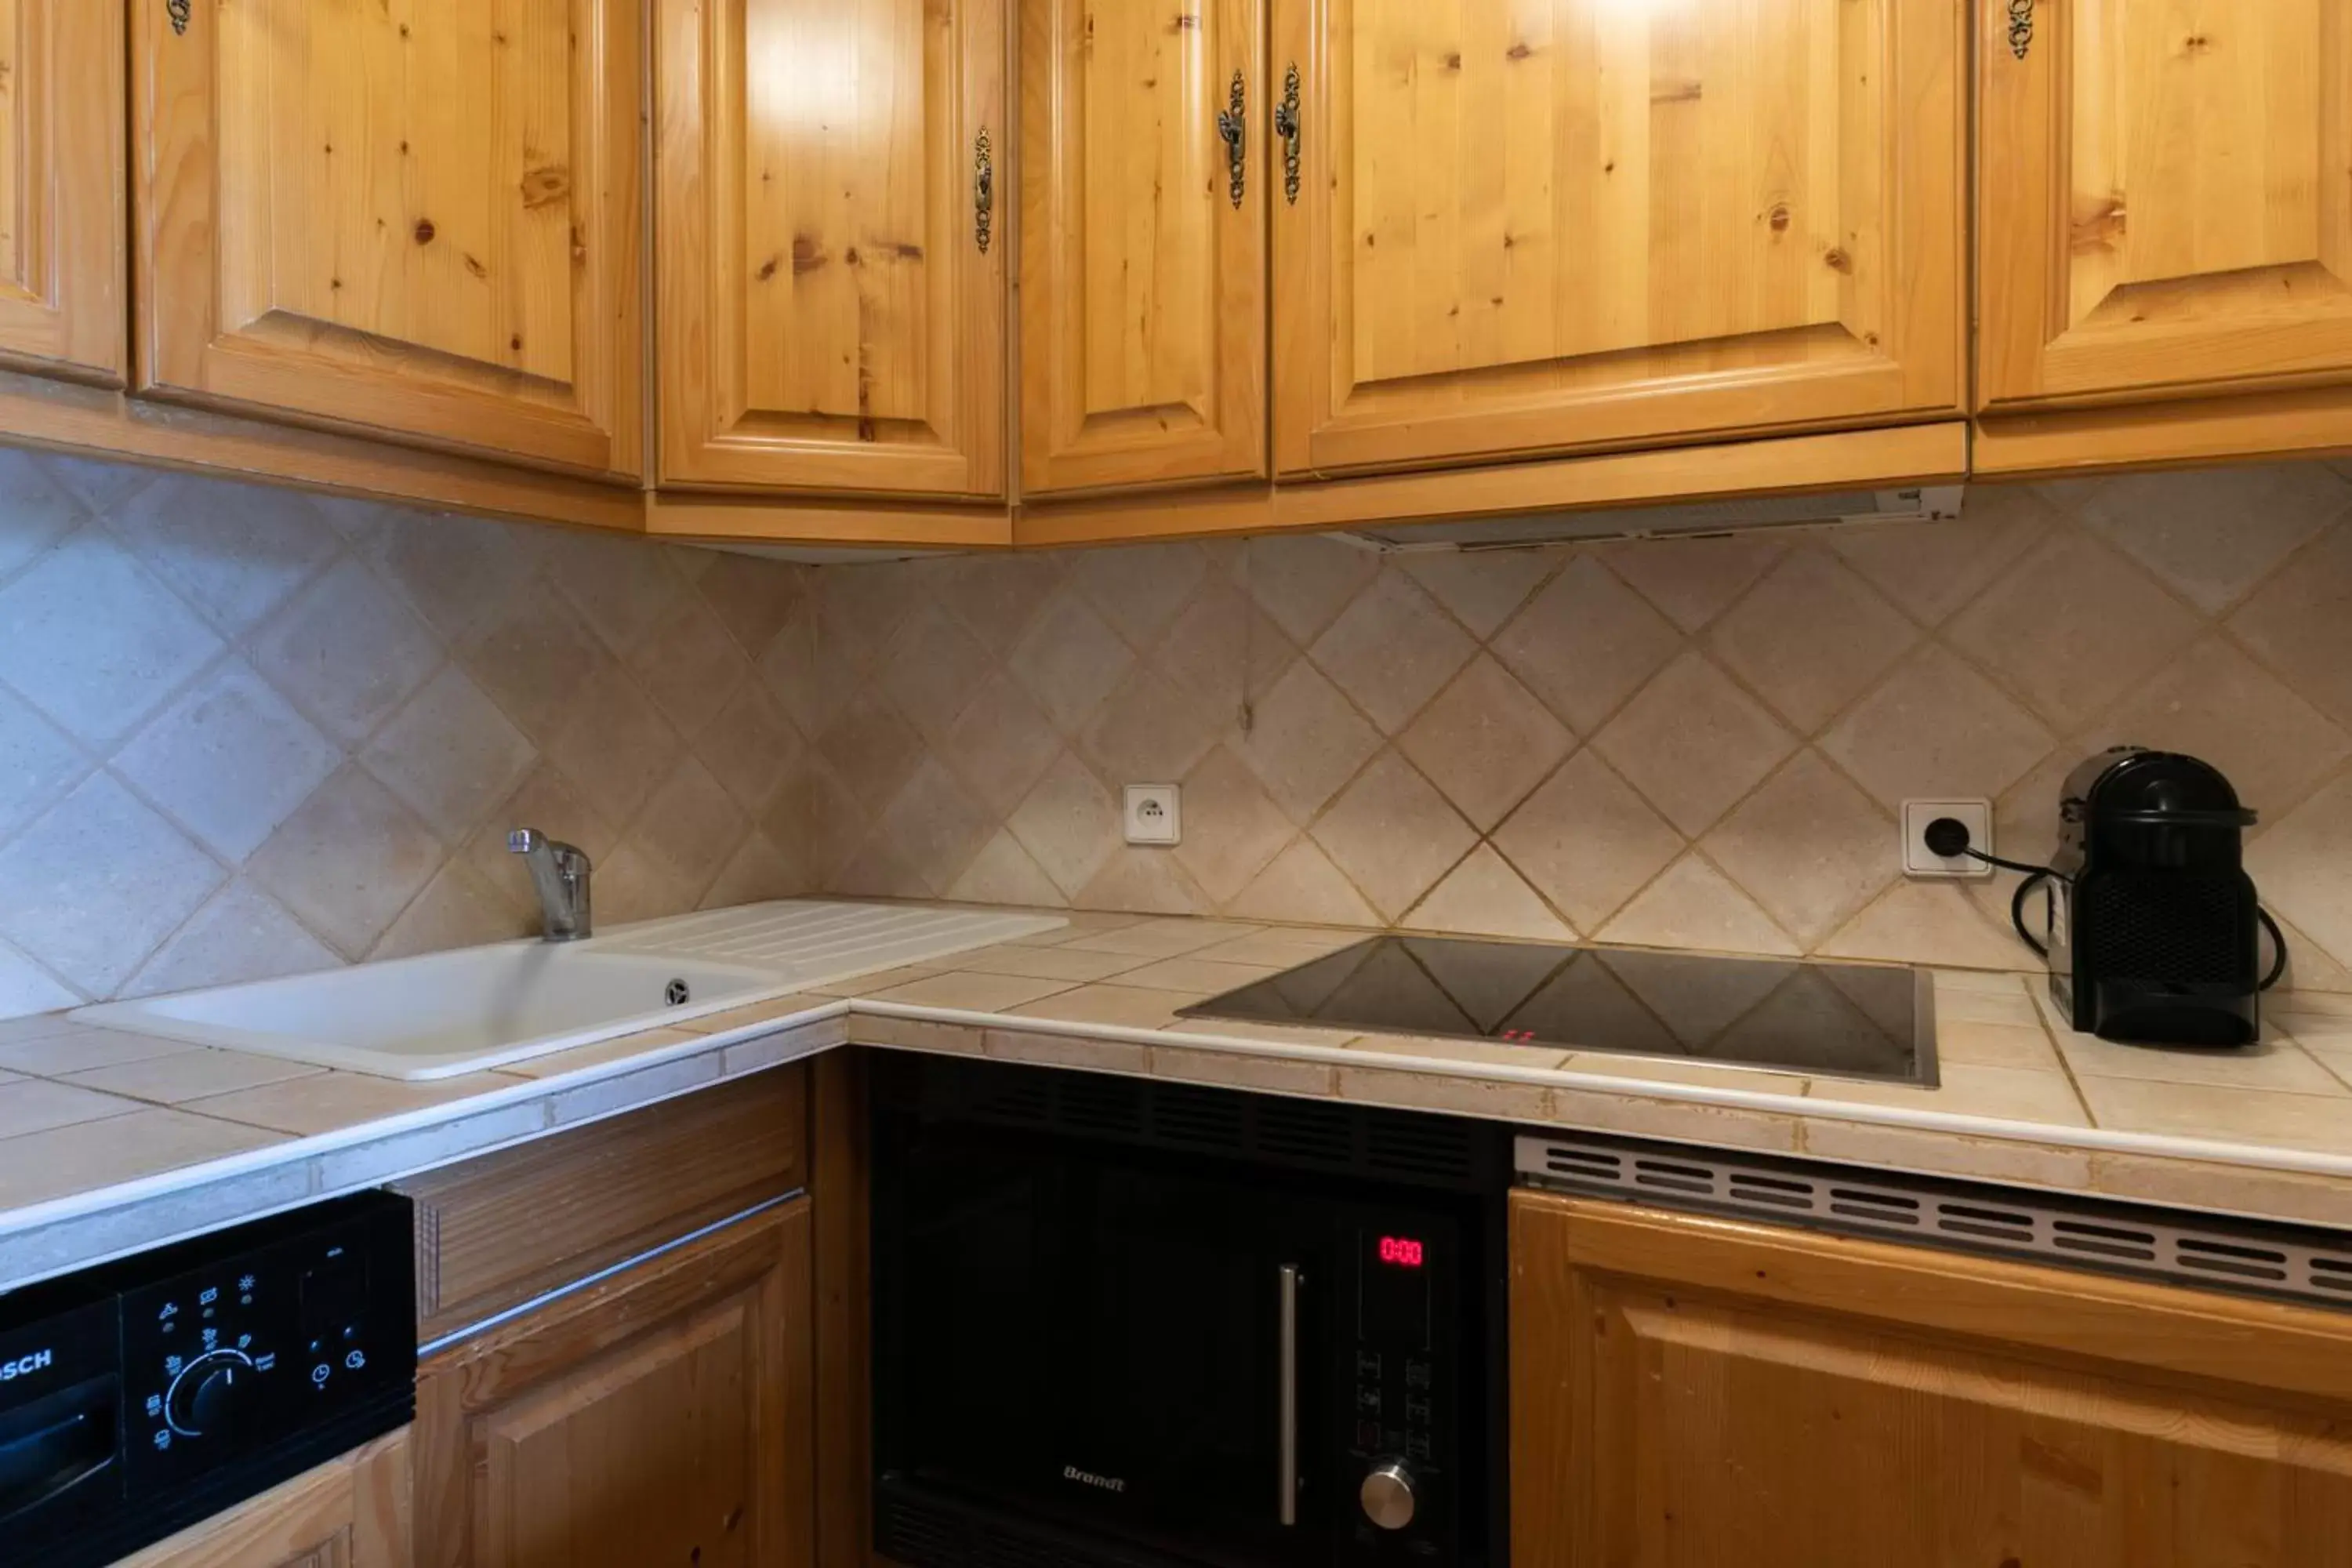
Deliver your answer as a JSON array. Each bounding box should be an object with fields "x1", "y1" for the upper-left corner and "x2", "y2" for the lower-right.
[
  {"x1": 655, "y1": 0, "x2": 1007, "y2": 495},
  {"x1": 397, "y1": 1065, "x2": 808, "y2": 1344},
  {"x1": 1975, "y1": 385, "x2": 2352, "y2": 477},
  {"x1": 1980, "y1": 0, "x2": 2352, "y2": 408},
  {"x1": 0, "y1": 363, "x2": 644, "y2": 531},
  {"x1": 134, "y1": 0, "x2": 643, "y2": 477},
  {"x1": 0, "y1": 0, "x2": 124, "y2": 379},
  {"x1": 412, "y1": 1200, "x2": 815, "y2": 1568},
  {"x1": 644, "y1": 490, "x2": 1015, "y2": 546},
  {"x1": 119, "y1": 1431, "x2": 412, "y2": 1568},
  {"x1": 1512, "y1": 1192, "x2": 2352, "y2": 1568},
  {"x1": 1272, "y1": 0, "x2": 1965, "y2": 476},
  {"x1": 1018, "y1": 0, "x2": 1266, "y2": 492},
  {"x1": 1016, "y1": 420, "x2": 1969, "y2": 545}
]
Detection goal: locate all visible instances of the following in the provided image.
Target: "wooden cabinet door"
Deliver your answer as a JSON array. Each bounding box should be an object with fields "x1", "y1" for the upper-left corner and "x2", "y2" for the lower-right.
[
  {"x1": 1980, "y1": 1, "x2": 2352, "y2": 411},
  {"x1": 1512, "y1": 1192, "x2": 2352, "y2": 1568},
  {"x1": 0, "y1": 0, "x2": 124, "y2": 380},
  {"x1": 1270, "y1": 0, "x2": 1966, "y2": 477},
  {"x1": 132, "y1": 0, "x2": 643, "y2": 478},
  {"x1": 121, "y1": 1432, "x2": 411, "y2": 1568},
  {"x1": 655, "y1": 0, "x2": 1006, "y2": 497},
  {"x1": 413, "y1": 1199, "x2": 814, "y2": 1568},
  {"x1": 1018, "y1": 0, "x2": 1265, "y2": 494}
]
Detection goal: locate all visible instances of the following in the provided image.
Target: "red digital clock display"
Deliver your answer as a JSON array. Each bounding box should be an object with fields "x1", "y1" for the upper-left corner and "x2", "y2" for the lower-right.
[{"x1": 1377, "y1": 1235, "x2": 1425, "y2": 1269}]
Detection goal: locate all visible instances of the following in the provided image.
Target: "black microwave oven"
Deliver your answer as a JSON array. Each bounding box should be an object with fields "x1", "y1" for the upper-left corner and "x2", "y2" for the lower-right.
[{"x1": 871, "y1": 1055, "x2": 1511, "y2": 1568}]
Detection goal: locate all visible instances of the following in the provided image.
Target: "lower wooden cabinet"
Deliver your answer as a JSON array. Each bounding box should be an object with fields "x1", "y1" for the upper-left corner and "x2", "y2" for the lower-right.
[
  {"x1": 1512, "y1": 1191, "x2": 2352, "y2": 1567},
  {"x1": 118, "y1": 1430, "x2": 412, "y2": 1568},
  {"x1": 412, "y1": 1197, "x2": 815, "y2": 1568}
]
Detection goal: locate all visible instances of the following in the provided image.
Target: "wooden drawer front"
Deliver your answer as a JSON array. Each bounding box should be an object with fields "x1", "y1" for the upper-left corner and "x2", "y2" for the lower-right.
[{"x1": 399, "y1": 1065, "x2": 808, "y2": 1343}]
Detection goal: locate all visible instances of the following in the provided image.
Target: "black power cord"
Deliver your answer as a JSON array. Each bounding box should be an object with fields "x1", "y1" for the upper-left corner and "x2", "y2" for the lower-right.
[{"x1": 1922, "y1": 816, "x2": 2288, "y2": 991}]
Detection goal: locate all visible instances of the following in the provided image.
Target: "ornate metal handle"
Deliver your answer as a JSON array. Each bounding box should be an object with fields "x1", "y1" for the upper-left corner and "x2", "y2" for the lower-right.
[
  {"x1": 974, "y1": 127, "x2": 994, "y2": 253},
  {"x1": 1273, "y1": 64, "x2": 1301, "y2": 205},
  {"x1": 2007, "y1": 0, "x2": 2034, "y2": 59},
  {"x1": 168, "y1": 0, "x2": 192, "y2": 34},
  {"x1": 1216, "y1": 71, "x2": 1247, "y2": 208}
]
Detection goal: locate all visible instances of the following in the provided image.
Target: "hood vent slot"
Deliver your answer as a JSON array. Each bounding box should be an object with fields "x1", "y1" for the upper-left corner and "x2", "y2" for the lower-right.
[{"x1": 1334, "y1": 485, "x2": 1965, "y2": 553}]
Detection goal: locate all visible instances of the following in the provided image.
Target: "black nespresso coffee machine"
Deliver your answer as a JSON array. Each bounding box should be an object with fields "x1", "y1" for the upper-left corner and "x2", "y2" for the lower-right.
[{"x1": 2036, "y1": 747, "x2": 2280, "y2": 1047}]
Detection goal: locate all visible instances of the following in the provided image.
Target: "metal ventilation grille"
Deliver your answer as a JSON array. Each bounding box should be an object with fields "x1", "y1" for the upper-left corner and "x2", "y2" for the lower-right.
[{"x1": 1518, "y1": 1131, "x2": 2352, "y2": 1312}]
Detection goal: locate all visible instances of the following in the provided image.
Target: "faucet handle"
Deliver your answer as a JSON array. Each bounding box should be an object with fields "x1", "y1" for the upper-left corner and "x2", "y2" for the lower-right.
[{"x1": 507, "y1": 828, "x2": 538, "y2": 855}]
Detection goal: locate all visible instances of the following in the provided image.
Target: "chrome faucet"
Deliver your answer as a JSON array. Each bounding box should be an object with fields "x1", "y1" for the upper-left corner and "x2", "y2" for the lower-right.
[{"x1": 508, "y1": 829, "x2": 593, "y2": 942}]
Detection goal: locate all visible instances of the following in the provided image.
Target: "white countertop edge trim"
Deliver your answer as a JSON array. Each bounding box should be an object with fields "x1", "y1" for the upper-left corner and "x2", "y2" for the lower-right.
[
  {"x1": 856, "y1": 1000, "x2": 2352, "y2": 1183},
  {"x1": 13, "y1": 995, "x2": 2352, "y2": 1275}
]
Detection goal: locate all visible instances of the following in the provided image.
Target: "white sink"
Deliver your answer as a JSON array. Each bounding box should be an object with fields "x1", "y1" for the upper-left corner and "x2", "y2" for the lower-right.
[
  {"x1": 74, "y1": 901, "x2": 1065, "y2": 1080},
  {"x1": 73, "y1": 943, "x2": 793, "y2": 1080}
]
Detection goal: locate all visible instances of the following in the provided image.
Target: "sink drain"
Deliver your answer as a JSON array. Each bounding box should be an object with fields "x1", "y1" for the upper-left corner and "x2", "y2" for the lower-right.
[{"x1": 665, "y1": 978, "x2": 691, "y2": 1007}]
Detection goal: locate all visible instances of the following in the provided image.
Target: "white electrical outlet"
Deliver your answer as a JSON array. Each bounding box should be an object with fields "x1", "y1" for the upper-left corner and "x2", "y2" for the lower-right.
[
  {"x1": 1902, "y1": 799, "x2": 1994, "y2": 879},
  {"x1": 1123, "y1": 784, "x2": 1181, "y2": 846}
]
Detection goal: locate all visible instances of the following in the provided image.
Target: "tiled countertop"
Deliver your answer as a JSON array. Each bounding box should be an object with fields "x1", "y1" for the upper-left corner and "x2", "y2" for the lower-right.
[{"x1": 7, "y1": 906, "x2": 2352, "y2": 1290}]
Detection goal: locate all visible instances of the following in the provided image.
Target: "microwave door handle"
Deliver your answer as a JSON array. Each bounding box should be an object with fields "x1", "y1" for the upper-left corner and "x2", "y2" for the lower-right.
[{"x1": 1278, "y1": 1263, "x2": 1301, "y2": 1526}]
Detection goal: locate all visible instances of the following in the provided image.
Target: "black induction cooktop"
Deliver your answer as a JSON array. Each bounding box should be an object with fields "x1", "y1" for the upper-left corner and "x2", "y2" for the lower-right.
[{"x1": 1180, "y1": 936, "x2": 1938, "y2": 1086}]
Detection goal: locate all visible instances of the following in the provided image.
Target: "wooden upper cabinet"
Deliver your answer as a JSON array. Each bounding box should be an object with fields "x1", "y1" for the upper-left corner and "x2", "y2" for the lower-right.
[
  {"x1": 1270, "y1": 0, "x2": 1966, "y2": 477},
  {"x1": 1980, "y1": 1, "x2": 2352, "y2": 411},
  {"x1": 131, "y1": 0, "x2": 643, "y2": 478},
  {"x1": 0, "y1": 0, "x2": 125, "y2": 381},
  {"x1": 656, "y1": 0, "x2": 1007, "y2": 497},
  {"x1": 1018, "y1": 0, "x2": 1266, "y2": 495},
  {"x1": 1513, "y1": 1192, "x2": 2352, "y2": 1568}
]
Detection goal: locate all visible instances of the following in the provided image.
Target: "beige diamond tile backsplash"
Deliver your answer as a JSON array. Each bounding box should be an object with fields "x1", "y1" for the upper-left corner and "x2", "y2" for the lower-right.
[
  {"x1": 797, "y1": 459, "x2": 2352, "y2": 994},
  {"x1": 7, "y1": 450, "x2": 2352, "y2": 1022},
  {"x1": 0, "y1": 452, "x2": 810, "y2": 1019}
]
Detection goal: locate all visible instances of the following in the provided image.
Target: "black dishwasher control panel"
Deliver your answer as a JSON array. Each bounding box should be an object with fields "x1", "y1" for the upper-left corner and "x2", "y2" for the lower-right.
[{"x1": 0, "y1": 1190, "x2": 416, "y2": 1568}]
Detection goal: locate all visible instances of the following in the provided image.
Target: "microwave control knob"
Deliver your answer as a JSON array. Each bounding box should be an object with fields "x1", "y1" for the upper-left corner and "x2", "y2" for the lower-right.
[
  {"x1": 1359, "y1": 1458, "x2": 1417, "y2": 1531},
  {"x1": 165, "y1": 1348, "x2": 256, "y2": 1438}
]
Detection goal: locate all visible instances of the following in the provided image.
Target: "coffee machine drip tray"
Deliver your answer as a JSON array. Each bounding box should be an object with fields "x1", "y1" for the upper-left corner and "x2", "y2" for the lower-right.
[{"x1": 1181, "y1": 937, "x2": 1937, "y2": 1087}]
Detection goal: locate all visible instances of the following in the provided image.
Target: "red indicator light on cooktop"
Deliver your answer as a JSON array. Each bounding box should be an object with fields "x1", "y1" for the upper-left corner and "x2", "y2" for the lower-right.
[{"x1": 1377, "y1": 1236, "x2": 1425, "y2": 1268}]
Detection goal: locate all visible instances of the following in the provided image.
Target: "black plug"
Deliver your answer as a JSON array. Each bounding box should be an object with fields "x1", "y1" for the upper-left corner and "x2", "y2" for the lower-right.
[{"x1": 1922, "y1": 815, "x2": 1974, "y2": 859}]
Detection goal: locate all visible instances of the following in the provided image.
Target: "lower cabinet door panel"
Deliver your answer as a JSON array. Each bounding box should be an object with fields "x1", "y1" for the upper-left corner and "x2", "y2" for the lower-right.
[
  {"x1": 1512, "y1": 1192, "x2": 2352, "y2": 1568},
  {"x1": 412, "y1": 1198, "x2": 815, "y2": 1568}
]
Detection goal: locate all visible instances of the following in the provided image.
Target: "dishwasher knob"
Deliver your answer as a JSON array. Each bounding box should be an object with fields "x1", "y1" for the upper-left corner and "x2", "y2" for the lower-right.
[
  {"x1": 165, "y1": 1348, "x2": 256, "y2": 1438},
  {"x1": 1359, "y1": 1458, "x2": 1417, "y2": 1530}
]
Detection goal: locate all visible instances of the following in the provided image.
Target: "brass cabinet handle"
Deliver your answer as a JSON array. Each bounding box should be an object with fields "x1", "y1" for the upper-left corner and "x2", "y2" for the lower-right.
[
  {"x1": 168, "y1": 0, "x2": 192, "y2": 34},
  {"x1": 1273, "y1": 64, "x2": 1301, "y2": 205},
  {"x1": 1216, "y1": 71, "x2": 1247, "y2": 208},
  {"x1": 2007, "y1": 0, "x2": 2034, "y2": 58},
  {"x1": 974, "y1": 127, "x2": 994, "y2": 252}
]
